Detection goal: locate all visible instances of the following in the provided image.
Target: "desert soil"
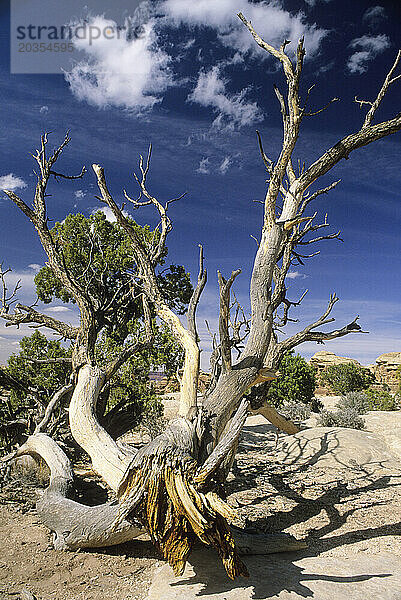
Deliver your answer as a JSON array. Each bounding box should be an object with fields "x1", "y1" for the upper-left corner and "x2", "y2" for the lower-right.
[{"x1": 1, "y1": 397, "x2": 400, "y2": 600}]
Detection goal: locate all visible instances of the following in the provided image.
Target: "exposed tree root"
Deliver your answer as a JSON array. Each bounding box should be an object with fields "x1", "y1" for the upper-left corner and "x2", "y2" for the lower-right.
[
  {"x1": 15, "y1": 434, "x2": 144, "y2": 550},
  {"x1": 115, "y1": 446, "x2": 249, "y2": 579},
  {"x1": 14, "y1": 430, "x2": 305, "y2": 578}
]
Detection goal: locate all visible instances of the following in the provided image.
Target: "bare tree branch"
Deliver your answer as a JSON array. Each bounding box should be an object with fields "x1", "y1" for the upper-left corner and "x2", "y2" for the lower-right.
[
  {"x1": 92, "y1": 162, "x2": 200, "y2": 418},
  {"x1": 4, "y1": 134, "x2": 98, "y2": 369},
  {"x1": 276, "y1": 295, "x2": 367, "y2": 355},
  {"x1": 0, "y1": 303, "x2": 78, "y2": 339},
  {"x1": 361, "y1": 49, "x2": 401, "y2": 128},
  {"x1": 50, "y1": 165, "x2": 86, "y2": 181},
  {"x1": 34, "y1": 383, "x2": 74, "y2": 434},
  {"x1": 298, "y1": 111, "x2": 401, "y2": 195},
  {"x1": 187, "y1": 245, "x2": 207, "y2": 341},
  {"x1": 123, "y1": 144, "x2": 186, "y2": 265},
  {"x1": 304, "y1": 97, "x2": 339, "y2": 117},
  {"x1": 218, "y1": 269, "x2": 241, "y2": 373},
  {"x1": 238, "y1": 13, "x2": 304, "y2": 229}
]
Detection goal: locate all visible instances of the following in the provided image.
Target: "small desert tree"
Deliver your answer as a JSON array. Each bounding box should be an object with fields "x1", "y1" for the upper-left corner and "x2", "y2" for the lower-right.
[
  {"x1": 244, "y1": 352, "x2": 316, "y2": 409},
  {"x1": 321, "y1": 363, "x2": 375, "y2": 395},
  {"x1": 2, "y1": 14, "x2": 401, "y2": 579},
  {"x1": 265, "y1": 353, "x2": 316, "y2": 407},
  {"x1": 0, "y1": 212, "x2": 189, "y2": 448}
]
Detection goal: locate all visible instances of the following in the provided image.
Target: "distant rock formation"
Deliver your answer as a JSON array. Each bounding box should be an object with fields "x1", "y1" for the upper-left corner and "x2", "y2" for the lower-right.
[
  {"x1": 309, "y1": 351, "x2": 360, "y2": 372},
  {"x1": 309, "y1": 350, "x2": 401, "y2": 394},
  {"x1": 372, "y1": 352, "x2": 401, "y2": 393},
  {"x1": 309, "y1": 351, "x2": 361, "y2": 395}
]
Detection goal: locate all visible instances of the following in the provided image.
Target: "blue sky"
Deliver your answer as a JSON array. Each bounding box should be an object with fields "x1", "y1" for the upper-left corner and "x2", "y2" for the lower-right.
[{"x1": 0, "y1": 0, "x2": 400, "y2": 368}]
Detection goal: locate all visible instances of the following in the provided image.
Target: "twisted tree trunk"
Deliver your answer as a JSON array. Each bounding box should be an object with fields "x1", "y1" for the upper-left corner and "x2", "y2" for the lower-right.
[{"x1": 15, "y1": 433, "x2": 143, "y2": 550}]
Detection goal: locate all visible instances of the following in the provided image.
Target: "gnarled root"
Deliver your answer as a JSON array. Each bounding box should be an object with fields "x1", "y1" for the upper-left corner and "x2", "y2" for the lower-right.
[
  {"x1": 14, "y1": 410, "x2": 305, "y2": 577},
  {"x1": 16, "y1": 434, "x2": 144, "y2": 550},
  {"x1": 115, "y1": 444, "x2": 249, "y2": 579}
]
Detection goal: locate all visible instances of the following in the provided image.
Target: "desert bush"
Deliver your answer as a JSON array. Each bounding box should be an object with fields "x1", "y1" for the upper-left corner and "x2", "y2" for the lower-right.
[
  {"x1": 336, "y1": 391, "x2": 371, "y2": 414},
  {"x1": 320, "y1": 363, "x2": 375, "y2": 395},
  {"x1": 365, "y1": 388, "x2": 401, "y2": 411},
  {"x1": 317, "y1": 408, "x2": 365, "y2": 429},
  {"x1": 280, "y1": 401, "x2": 311, "y2": 422},
  {"x1": 265, "y1": 353, "x2": 316, "y2": 407},
  {"x1": 337, "y1": 388, "x2": 401, "y2": 413}
]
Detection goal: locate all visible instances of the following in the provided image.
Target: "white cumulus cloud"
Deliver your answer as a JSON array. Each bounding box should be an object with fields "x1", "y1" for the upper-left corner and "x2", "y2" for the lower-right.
[
  {"x1": 28, "y1": 263, "x2": 42, "y2": 272},
  {"x1": 92, "y1": 206, "x2": 130, "y2": 222},
  {"x1": 287, "y1": 270, "x2": 307, "y2": 279},
  {"x1": 64, "y1": 1, "x2": 327, "y2": 119},
  {"x1": 0, "y1": 174, "x2": 27, "y2": 192},
  {"x1": 45, "y1": 306, "x2": 72, "y2": 313},
  {"x1": 65, "y1": 15, "x2": 173, "y2": 113},
  {"x1": 347, "y1": 34, "x2": 390, "y2": 74},
  {"x1": 161, "y1": 0, "x2": 327, "y2": 57},
  {"x1": 188, "y1": 66, "x2": 262, "y2": 129}
]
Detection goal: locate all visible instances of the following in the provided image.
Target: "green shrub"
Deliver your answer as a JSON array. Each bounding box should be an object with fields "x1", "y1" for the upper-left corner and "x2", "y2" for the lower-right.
[
  {"x1": 317, "y1": 408, "x2": 365, "y2": 429},
  {"x1": 365, "y1": 388, "x2": 401, "y2": 411},
  {"x1": 320, "y1": 363, "x2": 375, "y2": 395},
  {"x1": 265, "y1": 353, "x2": 316, "y2": 408},
  {"x1": 244, "y1": 352, "x2": 316, "y2": 410}
]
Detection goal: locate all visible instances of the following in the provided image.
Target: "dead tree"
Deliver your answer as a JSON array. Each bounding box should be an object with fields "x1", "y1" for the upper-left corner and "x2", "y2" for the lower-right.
[{"x1": 2, "y1": 15, "x2": 401, "y2": 579}]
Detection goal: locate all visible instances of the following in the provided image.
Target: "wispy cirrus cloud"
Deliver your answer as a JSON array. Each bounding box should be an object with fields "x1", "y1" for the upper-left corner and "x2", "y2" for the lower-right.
[
  {"x1": 196, "y1": 157, "x2": 210, "y2": 174},
  {"x1": 362, "y1": 6, "x2": 387, "y2": 29},
  {"x1": 188, "y1": 66, "x2": 262, "y2": 130},
  {"x1": 347, "y1": 34, "x2": 390, "y2": 74},
  {"x1": 219, "y1": 156, "x2": 232, "y2": 174},
  {"x1": 302, "y1": 0, "x2": 333, "y2": 7}
]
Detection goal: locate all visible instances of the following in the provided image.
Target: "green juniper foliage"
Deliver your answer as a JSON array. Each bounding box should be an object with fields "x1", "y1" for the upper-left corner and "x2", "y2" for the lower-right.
[
  {"x1": 320, "y1": 362, "x2": 375, "y2": 395},
  {"x1": 245, "y1": 352, "x2": 316, "y2": 410},
  {"x1": 34, "y1": 212, "x2": 192, "y2": 340},
  {"x1": 266, "y1": 352, "x2": 316, "y2": 407},
  {"x1": 1, "y1": 212, "x2": 192, "y2": 448},
  {"x1": 1, "y1": 331, "x2": 71, "y2": 449},
  {"x1": 7, "y1": 331, "x2": 71, "y2": 407}
]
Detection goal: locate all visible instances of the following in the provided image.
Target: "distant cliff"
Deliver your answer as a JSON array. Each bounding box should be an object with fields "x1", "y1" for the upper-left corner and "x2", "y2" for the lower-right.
[{"x1": 309, "y1": 350, "x2": 401, "y2": 394}]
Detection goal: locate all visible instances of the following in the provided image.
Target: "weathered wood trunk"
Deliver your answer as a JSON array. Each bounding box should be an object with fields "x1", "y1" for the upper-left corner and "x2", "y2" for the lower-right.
[
  {"x1": 69, "y1": 364, "x2": 134, "y2": 492},
  {"x1": 16, "y1": 434, "x2": 143, "y2": 550}
]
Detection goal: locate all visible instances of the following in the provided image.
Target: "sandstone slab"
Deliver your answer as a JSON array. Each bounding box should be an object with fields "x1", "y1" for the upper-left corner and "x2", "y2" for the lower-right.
[
  {"x1": 275, "y1": 427, "x2": 401, "y2": 473},
  {"x1": 147, "y1": 549, "x2": 401, "y2": 600}
]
